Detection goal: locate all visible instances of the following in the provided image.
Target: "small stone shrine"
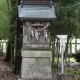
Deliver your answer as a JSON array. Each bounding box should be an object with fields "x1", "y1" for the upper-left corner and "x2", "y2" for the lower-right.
[{"x1": 18, "y1": 0, "x2": 56, "y2": 80}]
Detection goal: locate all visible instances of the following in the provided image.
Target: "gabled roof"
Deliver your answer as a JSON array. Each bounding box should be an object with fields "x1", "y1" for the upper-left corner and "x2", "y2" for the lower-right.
[
  {"x1": 18, "y1": 5, "x2": 56, "y2": 21},
  {"x1": 20, "y1": 0, "x2": 51, "y2": 5}
]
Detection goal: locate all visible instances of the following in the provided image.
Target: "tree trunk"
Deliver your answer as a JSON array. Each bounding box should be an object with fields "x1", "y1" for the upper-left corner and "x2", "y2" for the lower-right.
[
  {"x1": 64, "y1": 36, "x2": 70, "y2": 72},
  {"x1": 4, "y1": 39, "x2": 11, "y2": 62},
  {"x1": 56, "y1": 38, "x2": 60, "y2": 73},
  {"x1": 14, "y1": 19, "x2": 22, "y2": 74},
  {"x1": 51, "y1": 37, "x2": 56, "y2": 74}
]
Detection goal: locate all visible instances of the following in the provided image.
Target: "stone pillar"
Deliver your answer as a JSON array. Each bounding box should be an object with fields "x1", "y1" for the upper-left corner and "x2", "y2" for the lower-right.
[
  {"x1": 18, "y1": 22, "x2": 52, "y2": 80},
  {"x1": 57, "y1": 35, "x2": 68, "y2": 80}
]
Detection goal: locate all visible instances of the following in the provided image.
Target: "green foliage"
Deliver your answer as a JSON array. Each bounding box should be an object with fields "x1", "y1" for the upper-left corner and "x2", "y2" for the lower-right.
[
  {"x1": 8, "y1": 0, "x2": 18, "y2": 38},
  {"x1": 50, "y1": 0, "x2": 80, "y2": 38},
  {"x1": 67, "y1": 68, "x2": 80, "y2": 75},
  {"x1": 0, "y1": 0, "x2": 10, "y2": 39},
  {"x1": 0, "y1": 0, "x2": 18, "y2": 39}
]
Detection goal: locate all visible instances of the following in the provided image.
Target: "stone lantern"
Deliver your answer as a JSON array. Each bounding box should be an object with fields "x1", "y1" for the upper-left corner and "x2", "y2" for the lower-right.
[{"x1": 18, "y1": 0, "x2": 56, "y2": 80}]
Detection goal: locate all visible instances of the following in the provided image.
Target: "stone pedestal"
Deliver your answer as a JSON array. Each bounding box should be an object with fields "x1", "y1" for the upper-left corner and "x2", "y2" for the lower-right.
[
  {"x1": 19, "y1": 50, "x2": 52, "y2": 80},
  {"x1": 57, "y1": 73, "x2": 68, "y2": 80}
]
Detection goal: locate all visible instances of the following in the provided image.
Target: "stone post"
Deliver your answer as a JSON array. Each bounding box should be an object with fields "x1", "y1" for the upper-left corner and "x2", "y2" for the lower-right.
[{"x1": 57, "y1": 35, "x2": 68, "y2": 80}]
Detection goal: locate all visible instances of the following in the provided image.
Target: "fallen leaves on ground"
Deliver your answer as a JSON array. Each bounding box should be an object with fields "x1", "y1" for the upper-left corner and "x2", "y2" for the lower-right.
[{"x1": 0, "y1": 57, "x2": 17, "y2": 80}]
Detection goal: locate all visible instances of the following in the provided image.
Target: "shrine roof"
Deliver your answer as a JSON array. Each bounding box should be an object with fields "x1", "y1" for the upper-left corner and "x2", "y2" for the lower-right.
[{"x1": 18, "y1": 5, "x2": 56, "y2": 21}]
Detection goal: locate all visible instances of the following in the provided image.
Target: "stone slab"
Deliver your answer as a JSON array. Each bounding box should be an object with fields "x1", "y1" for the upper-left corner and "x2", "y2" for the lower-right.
[
  {"x1": 57, "y1": 73, "x2": 68, "y2": 80},
  {"x1": 22, "y1": 44, "x2": 51, "y2": 50},
  {"x1": 21, "y1": 50, "x2": 52, "y2": 58},
  {"x1": 21, "y1": 58, "x2": 52, "y2": 79}
]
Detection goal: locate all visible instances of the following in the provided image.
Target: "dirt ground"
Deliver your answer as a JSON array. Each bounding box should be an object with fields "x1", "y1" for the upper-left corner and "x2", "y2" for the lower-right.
[
  {"x1": 0, "y1": 57, "x2": 80, "y2": 80},
  {"x1": 0, "y1": 57, "x2": 17, "y2": 80}
]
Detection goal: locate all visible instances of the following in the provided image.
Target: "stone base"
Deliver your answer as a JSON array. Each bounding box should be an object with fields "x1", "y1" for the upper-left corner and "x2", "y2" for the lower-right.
[
  {"x1": 57, "y1": 73, "x2": 68, "y2": 80},
  {"x1": 19, "y1": 50, "x2": 52, "y2": 80},
  {"x1": 18, "y1": 77, "x2": 53, "y2": 80},
  {"x1": 18, "y1": 78, "x2": 53, "y2": 80},
  {"x1": 18, "y1": 79, "x2": 54, "y2": 80}
]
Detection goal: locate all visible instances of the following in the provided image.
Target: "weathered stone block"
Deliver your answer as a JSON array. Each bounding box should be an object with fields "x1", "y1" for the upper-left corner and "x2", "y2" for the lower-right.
[
  {"x1": 19, "y1": 50, "x2": 52, "y2": 80},
  {"x1": 21, "y1": 58, "x2": 52, "y2": 79}
]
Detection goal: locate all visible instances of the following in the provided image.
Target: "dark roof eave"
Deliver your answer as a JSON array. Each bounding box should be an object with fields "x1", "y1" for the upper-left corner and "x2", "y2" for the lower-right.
[{"x1": 18, "y1": 17, "x2": 57, "y2": 22}]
